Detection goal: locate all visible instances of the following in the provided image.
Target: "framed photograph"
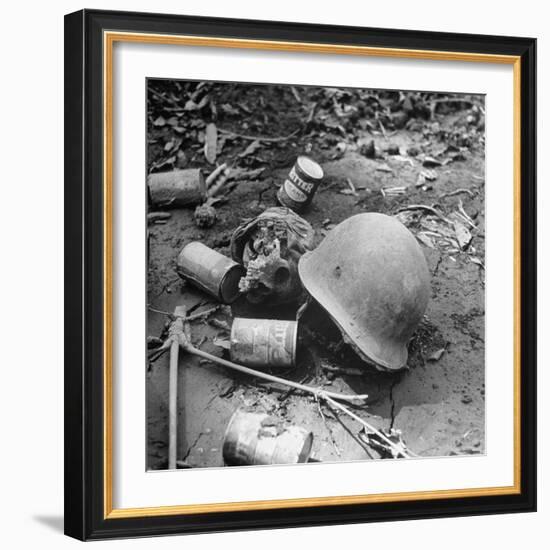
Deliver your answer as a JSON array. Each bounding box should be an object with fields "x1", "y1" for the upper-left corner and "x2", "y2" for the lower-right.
[{"x1": 64, "y1": 9, "x2": 536, "y2": 540}]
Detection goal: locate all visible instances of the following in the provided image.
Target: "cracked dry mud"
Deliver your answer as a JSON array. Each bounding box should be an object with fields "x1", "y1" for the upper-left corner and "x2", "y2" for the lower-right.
[{"x1": 147, "y1": 127, "x2": 485, "y2": 470}]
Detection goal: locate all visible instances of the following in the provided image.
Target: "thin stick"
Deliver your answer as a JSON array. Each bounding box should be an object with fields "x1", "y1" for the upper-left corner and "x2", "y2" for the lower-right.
[
  {"x1": 317, "y1": 399, "x2": 341, "y2": 456},
  {"x1": 396, "y1": 204, "x2": 451, "y2": 225},
  {"x1": 324, "y1": 396, "x2": 411, "y2": 458},
  {"x1": 325, "y1": 402, "x2": 375, "y2": 459},
  {"x1": 182, "y1": 344, "x2": 368, "y2": 403},
  {"x1": 147, "y1": 305, "x2": 219, "y2": 322},
  {"x1": 457, "y1": 199, "x2": 477, "y2": 228},
  {"x1": 378, "y1": 119, "x2": 387, "y2": 138},
  {"x1": 346, "y1": 178, "x2": 358, "y2": 196},
  {"x1": 168, "y1": 338, "x2": 179, "y2": 470},
  {"x1": 148, "y1": 343, "x2": 170, "y2": 363},
  {"x1": 185, "y1": 306, "x2": 220, "y2": 321},
  {"x1": 439, "y1": 188, "x2": 475, "y2": 199},
  {"x1": 218, "y1": 128, "x2": 300, "y2": 142},
  {"x1": 168, "y1": 306, "x2": 187, "y2": 470}
]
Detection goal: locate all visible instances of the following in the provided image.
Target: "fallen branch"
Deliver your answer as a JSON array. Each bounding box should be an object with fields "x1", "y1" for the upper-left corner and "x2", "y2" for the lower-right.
[{"x1": 180, "y1": 341, "x2": 368, "y2": 404}]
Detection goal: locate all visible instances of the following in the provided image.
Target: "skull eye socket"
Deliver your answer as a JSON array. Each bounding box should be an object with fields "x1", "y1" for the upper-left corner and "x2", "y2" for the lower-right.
[{"x1": 274, "y1": 266, "x2": 290, "y2": 285}]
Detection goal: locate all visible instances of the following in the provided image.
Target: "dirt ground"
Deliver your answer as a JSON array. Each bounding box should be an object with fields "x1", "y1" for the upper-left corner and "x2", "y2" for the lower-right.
[{"x1": 146, "y1": 82, "x2": 485, "y2": 469}]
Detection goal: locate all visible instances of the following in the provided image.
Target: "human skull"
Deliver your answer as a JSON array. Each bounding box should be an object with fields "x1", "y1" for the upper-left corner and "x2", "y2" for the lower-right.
[{"x1": 231, "y1": 207, "x2": 314, "y2": 305}]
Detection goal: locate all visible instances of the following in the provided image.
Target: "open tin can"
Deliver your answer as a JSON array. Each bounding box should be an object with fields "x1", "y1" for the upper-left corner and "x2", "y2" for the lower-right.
[
  {"x1": 223, "y1": 409, "x2": 313, "y2": 466},
  {"x1": 230, "y1": 317, "x2": 297, "y2": 368},
  {"x1": 177, "y1": 242, "x2": 245, "y2": 304}
]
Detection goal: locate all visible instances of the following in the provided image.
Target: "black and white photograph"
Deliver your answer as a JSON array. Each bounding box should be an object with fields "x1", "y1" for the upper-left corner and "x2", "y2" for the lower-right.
[{"x1": 145, "y1": 79, "x2": 486, "y2": 470}]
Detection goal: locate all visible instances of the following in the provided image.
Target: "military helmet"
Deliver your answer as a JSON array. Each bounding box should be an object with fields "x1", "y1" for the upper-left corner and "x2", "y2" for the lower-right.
[{"x1": 298, "y1": 213, "x2": 430, "y2": 371}]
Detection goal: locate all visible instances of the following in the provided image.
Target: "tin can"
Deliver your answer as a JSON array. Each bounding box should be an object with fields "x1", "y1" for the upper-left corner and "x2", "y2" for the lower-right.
[
  {"x1": 177, "y1": 242, "x2": 245, "y2": 304},
  {"x1": 148, "y1": 168, "x2": 206, "y2": 208},
  {"x1": 230, "y1": 318, "x2": 297, "y2": 368},
  {"x1": 223, "y1": 409, "x2": 313, "y2": 466},
  {"x1": 277, "y1": 156, "x2": 324, "y2": 212}
]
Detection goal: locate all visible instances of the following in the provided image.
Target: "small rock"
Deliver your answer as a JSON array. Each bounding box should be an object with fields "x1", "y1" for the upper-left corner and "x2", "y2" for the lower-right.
[
  {"x1": 461, "y1": 395, "x2": 473, "y2": 404},
  {"x1": 407, "y1": 145, "x2": 420, "y2": 157},
  {"x1": 360, "y1": 139, "x2": 376, "y2": 159},
  {"x1": 385, "y1": 144, "x2": 400, "y2": 155}
]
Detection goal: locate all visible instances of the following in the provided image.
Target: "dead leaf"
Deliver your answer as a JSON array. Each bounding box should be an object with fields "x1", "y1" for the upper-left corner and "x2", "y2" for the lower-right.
[
  {"x1": 204, "y1": 123, "x2": 218, "y2": 164},
  {"x1": 453, "y1": 221, "x2": 472, "y2": 250},
  {"x1": 422, "y1": 156, "x2": 442, "y2": 168},
  {"x1": 153, "y1": 116, "x2": 166, "y2": 127}
]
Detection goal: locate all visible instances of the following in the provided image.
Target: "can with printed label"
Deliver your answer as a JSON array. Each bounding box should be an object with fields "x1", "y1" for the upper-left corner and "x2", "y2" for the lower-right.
[
  {"x1": 277, "y1": 156, "x2": 324, "y2": 212},
  {"x1": 177, "y1": 242, "x2": 245, "y2": 304},
  {"x1": 230, "y1": 317, "x2": 297, "y2": 368}
]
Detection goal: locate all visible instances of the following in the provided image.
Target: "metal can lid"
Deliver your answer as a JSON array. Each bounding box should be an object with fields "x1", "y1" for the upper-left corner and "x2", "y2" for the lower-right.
[{"x1": 296, "y1": 156, "x2": 323, "y2": 180}]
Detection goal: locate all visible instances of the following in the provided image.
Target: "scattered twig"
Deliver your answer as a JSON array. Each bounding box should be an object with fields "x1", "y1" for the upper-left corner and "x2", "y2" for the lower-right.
[
  {"x1": 325, "y1": 401, "x2": 375, "y2": 459},
  {"x1": 457, "y1": 199, "x2": 477, "y2": 228},
  {"x1": 290, "y1": 86, "x2": 302, "y2": 103},
  {"x1": 316, "y1": 398, "x2": 341, "y2": 457},
  {"x1": 218, "y1": 128, "x2": 300, "y2": 142},
  {"x1": 148, "y1": 344, "x2": 170, "y2": 363},
  {"x1": 147, "y1": 212, "x2": 172, "y2": 224},
  {"x1": 209, "y1": 318, "x2": 231, "y2": 332},
  {"x1": 321, "y1": 364, "x2": 364, "y2": 377},
  {"x1": 147, "y1": 305, "x2": 219, "y2": 322},
  {"x1": 383, "y1": 186, "x2": 407, "y2": 196},
  {"x1": 323, "y1": 396, "x2": 411, "y2": 457},
  {"x1": 186, "y1": 306, "x2": 220, "y2": 321},
  {"x1": 439, "y1": 188, "x2": 475, "y2": 200},
  {"x1": 396, "y1": 204, "x2": 451, "y2": 225},
  {"x1": 278, "y1": 375, "x2": 311, "y2": 402},
  {"x1": 346, "y1": 178, "x2": 358, "y2": 196},
  {"x1": 378, "y1": 119, "x2": 387, "y2": 138}
]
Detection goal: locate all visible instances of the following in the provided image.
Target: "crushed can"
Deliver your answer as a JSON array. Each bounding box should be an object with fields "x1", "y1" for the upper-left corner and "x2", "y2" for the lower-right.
[
  {"x1": 177, "y1": 242, "x2": 245, "y2": 304},
  {"x1": 230, "y1": 318, "x2": 297, "y2": 368},
  {"x1": 277, "y1": 156, "x2": 324, "y2": 212},
  {"x1": 223, "y1": 409, "x2": 313, "y2": 466}
]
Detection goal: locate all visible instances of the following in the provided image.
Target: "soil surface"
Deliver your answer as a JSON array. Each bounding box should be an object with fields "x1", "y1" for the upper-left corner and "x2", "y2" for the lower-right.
[{"x1": 146, "y1": 82, "x2": 485, "y2": 469}]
